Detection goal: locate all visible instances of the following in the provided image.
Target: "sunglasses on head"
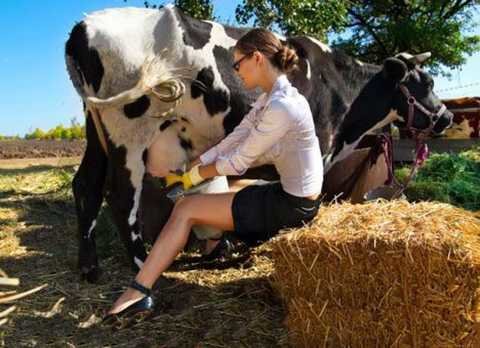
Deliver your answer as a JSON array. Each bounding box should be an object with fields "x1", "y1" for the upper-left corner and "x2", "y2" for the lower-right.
[{"x1": 232, "y1": 51, "x2": 255, "y2": 71}]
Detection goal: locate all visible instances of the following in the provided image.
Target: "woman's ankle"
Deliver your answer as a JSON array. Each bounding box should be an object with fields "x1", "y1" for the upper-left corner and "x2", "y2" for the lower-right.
[{"x1": 204, "y1": 239, "x2": 221, "y2": 255}]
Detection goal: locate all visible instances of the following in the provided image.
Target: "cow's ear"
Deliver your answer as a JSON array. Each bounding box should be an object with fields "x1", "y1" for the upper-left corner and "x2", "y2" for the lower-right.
[{"x1": 382, "y1": 58, "x2": 408, "y2": 83}]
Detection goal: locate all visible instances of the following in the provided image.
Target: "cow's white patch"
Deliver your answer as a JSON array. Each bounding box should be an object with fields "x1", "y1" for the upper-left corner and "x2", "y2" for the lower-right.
[
  {"x1": 125, "y1": 147, "x2": 147, "y2": 228},
  {"x1": 307, "y1": 36, "x2": 332, "y2": 53},
  {"x1": 306, "y1": 59, "x2": 311, "y2": 80},
  {"x1": 325, "y1": 109, "x2": 401, "y2": 173},
  {"x1": 134, "y1": 256, "x2": 144, "y2": 269},
  {"x1": 87, "y1": 219, "x2": 97, "y2": 239},
  {"x1": 84, "y1": 7, "x2": 166, "y2": 98},
  {"x1": 131, "y1": 231, "x2": 140, "y2": 242}
]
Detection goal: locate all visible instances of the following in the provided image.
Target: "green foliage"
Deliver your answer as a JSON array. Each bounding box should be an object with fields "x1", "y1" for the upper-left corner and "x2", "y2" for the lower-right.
[
  {"x1": 334, "y1": 1, "x2": 480, "y2": 76},
  {"x1": 235, "y1": 0, "x2": 348, "y2": 40},
  {"x1": 235, "y1": 0, "x2": 479, "y2": 76},
  {"x1": 24, "y1": 118, "x2": 85, "y2": 140},
  {"x1": 143, "y1": 0, "x2": 215, "y2": 20},
  {"x1": 395, "y1": 148, "x2": 480, "y2": 211}
]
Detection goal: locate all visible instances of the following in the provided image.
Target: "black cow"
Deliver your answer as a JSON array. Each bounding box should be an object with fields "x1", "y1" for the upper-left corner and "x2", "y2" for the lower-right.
[{"x1": 65, "y1": 5, "x2": 452, "y2": 282}]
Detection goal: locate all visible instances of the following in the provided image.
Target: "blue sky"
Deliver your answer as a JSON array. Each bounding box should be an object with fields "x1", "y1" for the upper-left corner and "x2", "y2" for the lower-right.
[{"x1": 0, "y1": 1, "x2": 478, "y2": 137}]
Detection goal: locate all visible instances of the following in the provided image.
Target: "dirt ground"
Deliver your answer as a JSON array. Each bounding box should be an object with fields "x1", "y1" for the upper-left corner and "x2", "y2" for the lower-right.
[
  {"x1": 0, "y1": 140, "x2": 85, "y2": 159},
  {"x1": 0, "y1": 160, "x2": 289, "y2": 347}
]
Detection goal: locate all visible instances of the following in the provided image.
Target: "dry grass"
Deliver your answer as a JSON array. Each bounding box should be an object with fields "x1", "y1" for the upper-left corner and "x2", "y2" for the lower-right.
[
  {"x1": 0, "y1": 164, "x2": 288, "y2": 347},
  {"x1": 269, "y1": 200, "x2": 480, "y2": 347},
  {"x1": 5, "y1": 161, "x2": 480, "y2": 347}
]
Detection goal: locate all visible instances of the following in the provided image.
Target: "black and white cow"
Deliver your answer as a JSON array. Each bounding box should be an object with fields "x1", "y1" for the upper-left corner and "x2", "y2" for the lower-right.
[{"x1": 65, "y1": 5, "x2": 453, "y2": 282}]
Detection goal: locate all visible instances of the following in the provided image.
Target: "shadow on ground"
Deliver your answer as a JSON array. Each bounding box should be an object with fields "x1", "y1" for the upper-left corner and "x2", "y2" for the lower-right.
[{"x1": 0, "y1": 164, "x2": 288, "y2": 347}]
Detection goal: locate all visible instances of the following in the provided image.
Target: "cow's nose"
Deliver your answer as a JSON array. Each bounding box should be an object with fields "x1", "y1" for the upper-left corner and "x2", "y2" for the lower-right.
[{"x1": 433, "y1": 109, "x2": 454, "y2": 134}]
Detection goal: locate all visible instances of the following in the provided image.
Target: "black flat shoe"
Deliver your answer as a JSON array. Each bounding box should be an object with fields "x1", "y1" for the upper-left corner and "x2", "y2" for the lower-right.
[
  {"x1": 202, "y1": 237, "x2": 234, "y2": 261},
  {"x1": 103, "y1": 280, "x2": 155, "y2": 326}
]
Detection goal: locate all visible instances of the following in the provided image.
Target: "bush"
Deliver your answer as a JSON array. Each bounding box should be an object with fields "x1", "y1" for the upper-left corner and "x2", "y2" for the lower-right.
[{"x1": 24, "y1": 118, "x2": 85, "y2": 140}]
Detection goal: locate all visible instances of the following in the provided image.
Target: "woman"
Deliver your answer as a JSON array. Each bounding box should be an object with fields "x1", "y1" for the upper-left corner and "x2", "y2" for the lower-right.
[{"x1": 104, "y1": 28, "x2": 324, "y2": 320}]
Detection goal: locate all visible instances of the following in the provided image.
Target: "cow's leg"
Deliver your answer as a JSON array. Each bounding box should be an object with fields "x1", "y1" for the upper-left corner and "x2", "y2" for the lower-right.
[
  {"x1": 105, "y1": 145, "x2": 148, "y2": 272},
  {"x1": 72, "y1": 111, "x2": 107, "y2": 283}
]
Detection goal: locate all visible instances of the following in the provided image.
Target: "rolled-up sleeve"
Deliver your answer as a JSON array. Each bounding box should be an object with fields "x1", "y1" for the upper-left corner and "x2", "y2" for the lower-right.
[
  {"x1": 215, "y1": 100, "x2": 292, "y2": 175},
  {"x1": 199, "y1": 96, "x2": 266, "y2": 165}
]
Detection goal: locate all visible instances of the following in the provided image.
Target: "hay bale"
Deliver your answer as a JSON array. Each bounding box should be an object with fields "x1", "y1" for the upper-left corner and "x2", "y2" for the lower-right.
[{"x1": 269, "y1": 200, "x2": 480, "y2": 347}]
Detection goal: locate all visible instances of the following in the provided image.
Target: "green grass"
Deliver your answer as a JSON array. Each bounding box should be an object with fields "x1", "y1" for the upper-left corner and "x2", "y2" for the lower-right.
[{"x1": 395, "y1": 147, "x2": 480, "y2": 211}]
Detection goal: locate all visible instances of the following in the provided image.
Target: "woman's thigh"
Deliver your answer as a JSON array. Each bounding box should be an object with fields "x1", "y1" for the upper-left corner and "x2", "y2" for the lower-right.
[{"x1": 174, "y1": 192, "x2": 236, "y2": 231}]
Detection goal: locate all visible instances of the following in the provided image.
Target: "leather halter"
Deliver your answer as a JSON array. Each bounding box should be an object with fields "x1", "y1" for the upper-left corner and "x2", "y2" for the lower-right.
[
  {"x1": 384, "y1": 83, "x2": 448, "y2": 199},
  {"x1": 398, "y1": 84, "x2": 447, "y2": 138}
]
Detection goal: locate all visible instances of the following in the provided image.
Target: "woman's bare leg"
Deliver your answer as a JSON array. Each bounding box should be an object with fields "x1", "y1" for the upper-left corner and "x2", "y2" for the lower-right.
[{"x1": 107, "y1": 191, "x2": 236, "y2": 314}]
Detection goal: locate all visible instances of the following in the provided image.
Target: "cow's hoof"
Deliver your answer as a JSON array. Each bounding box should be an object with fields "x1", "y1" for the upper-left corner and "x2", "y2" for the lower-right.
[{"x1": 80, "y1": 266, "x2": 101, "y2": 283}]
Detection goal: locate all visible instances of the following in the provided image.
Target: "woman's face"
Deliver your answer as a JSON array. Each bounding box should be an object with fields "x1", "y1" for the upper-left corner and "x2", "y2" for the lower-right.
[{"x1": 232, "y1": 49, "x2": 261, "y2": 90}]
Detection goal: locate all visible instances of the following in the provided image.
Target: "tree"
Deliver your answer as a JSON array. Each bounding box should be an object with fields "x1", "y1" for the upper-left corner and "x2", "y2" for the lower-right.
[
  {"x1": 235, "y1": 0, "x2": 349, "y2": 41},
  {"x1": 335, "y1": 0, "x2": 480, "y2": 75},
  {"x1": 140, "y1": 0, "x2": 215, "y2": 20},
  {"x1": 25, "y1": 128, "x2": 45, "y2": 140},
  {"x1": 235, "y1": 0, "x2": 480, "y2": 76}
]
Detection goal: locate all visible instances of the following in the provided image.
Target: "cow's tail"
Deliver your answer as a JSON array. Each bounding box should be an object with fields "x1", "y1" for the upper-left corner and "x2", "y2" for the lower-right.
[{"x1": 85, "y1": 54, "x2": 187, "y2": 114}]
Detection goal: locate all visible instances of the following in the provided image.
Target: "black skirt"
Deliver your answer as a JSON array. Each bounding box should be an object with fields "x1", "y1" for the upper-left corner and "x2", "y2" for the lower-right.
[{"x1": 231, "y1": 181, "x2": 320, "y2": 246}]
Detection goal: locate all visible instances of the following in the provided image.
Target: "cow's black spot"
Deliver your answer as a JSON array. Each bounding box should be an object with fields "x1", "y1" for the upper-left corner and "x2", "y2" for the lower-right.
[
  {"x1": 159, "y1": 120, "x2": 173, "y2": 131},
  {"x1": 179, "y1": 136, "x2": 193, "y2": 151},
  {"x1": 224, "y1": 25, "x2": 248, "y2": 40},
  {"x1": 331, "y1": 92, "x2": 348, "y2": 118},
  {"x1": 191, "y1": 66, "x2": 229, "y2": 116},
  {"x1": 142, "y1": 149, "x2": 148, "y2": 166},
  {"x1": 191, "y1": 67, "x2": 214, "y2": 98},
  {"x1": 124, "y1": 95, "x2": 150, "y2": 119},
  {"x1": 65, "y1": 22, "x2": 104, "y2": 94},
  {"x1": 174, "y1": 8, "x2": 212, "y2": 49}
]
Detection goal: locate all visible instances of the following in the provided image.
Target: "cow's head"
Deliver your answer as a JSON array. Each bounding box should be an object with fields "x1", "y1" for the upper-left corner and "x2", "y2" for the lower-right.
[
  {"x1": 388, "y1": 52, "x2": 453, "y2": 136},
  {"x1": 324, "y1": 52, "x2": 453, "y2": 172}
]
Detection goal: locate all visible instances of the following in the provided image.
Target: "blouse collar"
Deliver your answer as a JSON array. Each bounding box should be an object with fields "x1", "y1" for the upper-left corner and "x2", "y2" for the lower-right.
[{"x1": 252, "y1": 74, "x2": 290, "y2": 109}]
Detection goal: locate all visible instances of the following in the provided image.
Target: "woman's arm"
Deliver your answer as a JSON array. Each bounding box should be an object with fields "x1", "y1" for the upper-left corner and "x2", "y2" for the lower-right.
[
  {"x1": 198, "y1": 162, "x2": 220, "y2": 180},
  {"x1": 199, "y1": 94, "x2": 266, "y2": 165},
  {"x1": 214, "y1": 100, "x2": 292, "y2": 176}
]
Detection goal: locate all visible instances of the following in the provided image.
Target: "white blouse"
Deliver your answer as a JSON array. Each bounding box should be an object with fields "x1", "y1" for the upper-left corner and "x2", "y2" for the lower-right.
[{"x1": 199, "y1": 74, "x2": 323, "y2": 197}]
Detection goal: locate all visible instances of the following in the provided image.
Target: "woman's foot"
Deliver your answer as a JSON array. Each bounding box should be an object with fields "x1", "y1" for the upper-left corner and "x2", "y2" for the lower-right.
[
  {"x1": 103, "y1": 280, "x2": 155, "y2": 324},
  {"x1": 202, "y1": 238, "x2": 234, "y2": 261}
]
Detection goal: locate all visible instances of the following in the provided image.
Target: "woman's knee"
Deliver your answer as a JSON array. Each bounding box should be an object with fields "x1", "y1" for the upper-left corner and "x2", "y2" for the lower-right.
[{"x1": 171, "y1": 196, "x2": 194, "y2": 222}]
